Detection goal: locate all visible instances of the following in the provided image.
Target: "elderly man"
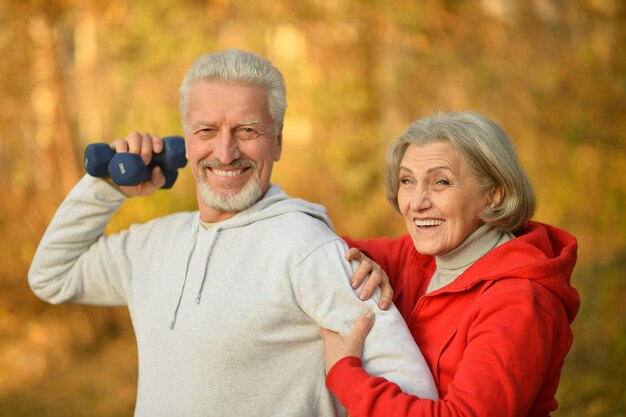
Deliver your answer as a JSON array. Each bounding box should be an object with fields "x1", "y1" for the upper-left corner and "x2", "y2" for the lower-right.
[{"x1": 28, "y1": 49, "x2": 437, "y2": 417}]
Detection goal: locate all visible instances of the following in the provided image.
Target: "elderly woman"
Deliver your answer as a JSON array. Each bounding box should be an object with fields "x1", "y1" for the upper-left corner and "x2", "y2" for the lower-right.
[{"x1": 322, "y1": 111, "x2": 580, "y2": 417}]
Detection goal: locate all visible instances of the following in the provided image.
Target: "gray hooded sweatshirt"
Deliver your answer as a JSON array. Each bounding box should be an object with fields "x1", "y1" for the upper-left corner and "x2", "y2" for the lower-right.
[{"x1": 29, "y1": 175, "x2": 437, "y2": 417}]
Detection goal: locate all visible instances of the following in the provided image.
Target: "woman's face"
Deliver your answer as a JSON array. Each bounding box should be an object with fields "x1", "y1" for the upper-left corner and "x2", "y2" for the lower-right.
[{"x1": 396, "y1": 142, "x2": 493, "y2": 256}]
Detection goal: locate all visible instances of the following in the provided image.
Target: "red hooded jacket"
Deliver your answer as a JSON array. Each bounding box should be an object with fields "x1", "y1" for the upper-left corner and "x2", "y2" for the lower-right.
[{"x1": 328, "y1": 221, "x2": 580, "y2": 417}]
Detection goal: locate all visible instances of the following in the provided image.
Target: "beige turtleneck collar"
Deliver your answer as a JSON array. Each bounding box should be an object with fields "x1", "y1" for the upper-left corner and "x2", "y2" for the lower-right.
[{"x1": 426, "y1": 223, "x2": 515, "y2": 294}]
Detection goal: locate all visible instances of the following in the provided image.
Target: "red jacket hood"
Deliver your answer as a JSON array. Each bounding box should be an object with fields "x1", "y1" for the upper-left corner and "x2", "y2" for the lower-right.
[{"x1": 447, "y1": 221, "x2": 580, "y2": 323}]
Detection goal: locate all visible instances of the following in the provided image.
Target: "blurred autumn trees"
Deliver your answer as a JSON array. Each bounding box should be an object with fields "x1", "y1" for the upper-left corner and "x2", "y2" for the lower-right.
[{"x1": 0, "y1": 0, "x2": 624, "y2": 415}]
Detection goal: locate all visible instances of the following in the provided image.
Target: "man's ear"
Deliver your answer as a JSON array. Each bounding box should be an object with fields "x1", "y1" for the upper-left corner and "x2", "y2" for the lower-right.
[{"x1": 274, "y1": 130, "x2": 283, "y2": 161}]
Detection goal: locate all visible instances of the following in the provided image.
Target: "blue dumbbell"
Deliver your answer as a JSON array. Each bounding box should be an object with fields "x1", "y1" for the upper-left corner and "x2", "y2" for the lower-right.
[
  {"x1": 84, "y1": 136, "x2": 187, "y2": 189},
  {"x1": 84, "y1": 143, "x2": 115, "y2": 178},
  {"x1": 108, "y1": 136, "x2": 186, "y2": 188}
]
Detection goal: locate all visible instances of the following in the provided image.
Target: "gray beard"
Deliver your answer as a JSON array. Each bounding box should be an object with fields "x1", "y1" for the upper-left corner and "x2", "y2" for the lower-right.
[{"x1": 198, "y1": 171, "x2": 263, "y2": 213}]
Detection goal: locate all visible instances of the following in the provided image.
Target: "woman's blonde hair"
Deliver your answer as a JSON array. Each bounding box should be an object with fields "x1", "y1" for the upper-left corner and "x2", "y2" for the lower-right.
[{"x1": 385, "y1": 111, "x2": 536, "y2": 233}]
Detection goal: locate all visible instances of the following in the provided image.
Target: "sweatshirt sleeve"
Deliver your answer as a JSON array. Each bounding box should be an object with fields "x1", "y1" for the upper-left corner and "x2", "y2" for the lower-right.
[
  {"x1": 28, "y1": 175, "x2": 132, "y2": 306},
  {"x1": 291, "y1": 238, "x2": 438, "y2": 401},
  {"x1": 325, "y1": 283, "x2": 564, "y2": 417}
]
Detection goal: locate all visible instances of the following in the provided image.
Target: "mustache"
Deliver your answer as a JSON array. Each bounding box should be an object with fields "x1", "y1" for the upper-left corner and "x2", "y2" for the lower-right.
[{"x1": 199, "y1": 159, "x2": 257, "y2": 169}]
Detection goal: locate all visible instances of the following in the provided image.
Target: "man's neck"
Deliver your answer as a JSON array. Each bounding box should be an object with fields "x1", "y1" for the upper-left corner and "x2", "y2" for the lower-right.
[{"x1": 198, "y1": 206, "x2": 239, "y2": 223}]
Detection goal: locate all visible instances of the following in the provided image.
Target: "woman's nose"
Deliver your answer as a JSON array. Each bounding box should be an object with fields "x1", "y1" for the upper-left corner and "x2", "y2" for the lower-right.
[{"x1": 409, "y1": 187, "x2": 432, "y2": 211}]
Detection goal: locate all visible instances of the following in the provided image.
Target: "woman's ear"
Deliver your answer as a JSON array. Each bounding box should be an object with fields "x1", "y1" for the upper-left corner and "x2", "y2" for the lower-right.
[{"x1": 488, "y1": 185, "x2": 504, "y2": 209}]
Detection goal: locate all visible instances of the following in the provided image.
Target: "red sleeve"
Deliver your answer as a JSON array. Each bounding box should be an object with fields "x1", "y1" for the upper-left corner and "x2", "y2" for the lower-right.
[
  {"x1": 326, "y1": 286, "x2": 564, "y2": 417},
  {"x1": 327, "y1": 357, "x2": 438, "y2": 417},
  {"x1": 343, "y1": 235, "x2": 415, "y2": 290}
]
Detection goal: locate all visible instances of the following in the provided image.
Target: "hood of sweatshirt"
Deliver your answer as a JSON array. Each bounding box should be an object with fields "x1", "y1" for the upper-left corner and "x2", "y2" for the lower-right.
[
  {"x1": 195, "y1": 183, "x2": 333, "y2": 232},
  {"x1": 445, "y1": 221, "x2": 580, "y2": 323},
  {"x1": 170, "y1": 184, "x2": 333, "y2": 328}
]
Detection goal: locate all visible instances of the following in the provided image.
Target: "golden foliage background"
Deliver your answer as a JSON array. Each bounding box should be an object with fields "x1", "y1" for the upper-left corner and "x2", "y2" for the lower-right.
[{"x1": 1, "y1": 0, "x2": 625, "y2": 415}]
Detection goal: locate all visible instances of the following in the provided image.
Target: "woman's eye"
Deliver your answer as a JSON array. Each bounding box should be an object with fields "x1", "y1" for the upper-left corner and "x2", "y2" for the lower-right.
[
  {"x1": 400, "y1": 177, "x2": 413, "y2": 185},
  {"x1": 434, "y1": 179, "x2": 450, "y2": 186}
]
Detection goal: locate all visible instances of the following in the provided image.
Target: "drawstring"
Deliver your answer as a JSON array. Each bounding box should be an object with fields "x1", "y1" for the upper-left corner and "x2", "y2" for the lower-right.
[
  {"x1": 195, "y1": 226, "x2": 222, "y2": 304},
  {"x1": 170, "y1": 227, "x2": 199, "y2": 329},
  {"x1": 170, "y1": 225, "x2": 222, "y2": 329}
]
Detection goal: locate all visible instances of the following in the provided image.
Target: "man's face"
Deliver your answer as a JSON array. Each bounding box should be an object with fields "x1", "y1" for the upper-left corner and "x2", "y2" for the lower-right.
[{"x1": 184, "y1": 81, "x2": 282, "y2": 222}]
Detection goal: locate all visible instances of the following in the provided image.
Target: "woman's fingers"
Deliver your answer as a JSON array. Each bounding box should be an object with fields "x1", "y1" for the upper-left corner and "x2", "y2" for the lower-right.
[
  {"x1": 320, "y1": 311, "x2": 376, "y2": 374},
  {"x1": 348, "y1": 311, "x2": 376, "y2": 349},
  {"x1": 346, "y1": 248, "x2": 394, "y2": 310}
]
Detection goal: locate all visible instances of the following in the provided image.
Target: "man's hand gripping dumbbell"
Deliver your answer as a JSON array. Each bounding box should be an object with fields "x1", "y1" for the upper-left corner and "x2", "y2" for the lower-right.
[{"x1": 84, "y1": 132, "x2": 187, "y2": 196}]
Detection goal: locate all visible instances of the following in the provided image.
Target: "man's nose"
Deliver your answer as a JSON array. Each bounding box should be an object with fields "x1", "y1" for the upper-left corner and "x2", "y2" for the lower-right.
[{"x1": 213, "y1": 131, "x2": 240, "y2": 164}]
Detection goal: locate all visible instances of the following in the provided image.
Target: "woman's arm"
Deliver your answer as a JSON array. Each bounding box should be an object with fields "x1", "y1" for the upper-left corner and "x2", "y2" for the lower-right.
[{"x1": 322, "y1": 287, "x2": 563, "y2": 417}]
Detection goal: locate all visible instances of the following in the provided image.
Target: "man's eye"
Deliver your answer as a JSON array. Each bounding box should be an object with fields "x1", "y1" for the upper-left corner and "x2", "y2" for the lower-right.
[{"x1": 236, "y1": 127, "x2": 258, "y2": 139}]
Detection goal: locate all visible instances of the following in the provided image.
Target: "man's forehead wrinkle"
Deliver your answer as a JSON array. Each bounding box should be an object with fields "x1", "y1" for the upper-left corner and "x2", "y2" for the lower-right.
[{"x1": 190, "y1": 119, "x2": 263, "y2": 127}]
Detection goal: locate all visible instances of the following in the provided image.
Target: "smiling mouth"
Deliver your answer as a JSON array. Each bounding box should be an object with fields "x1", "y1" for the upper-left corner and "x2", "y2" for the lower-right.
[
  {"x1": 415, "y1": 219, "x2": 445, "y2": 227},
  {"x1": 201, "y1": 159, "x2": 256, "y2": 178},
  {"x1": 211, "y1": 168, "x2": 246, "y2": 177}
]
